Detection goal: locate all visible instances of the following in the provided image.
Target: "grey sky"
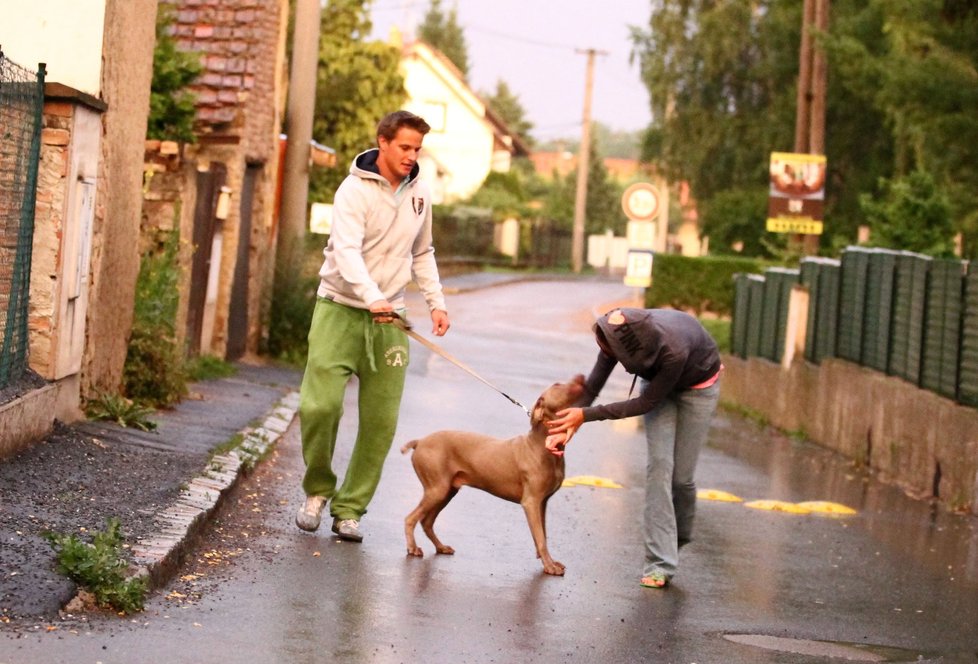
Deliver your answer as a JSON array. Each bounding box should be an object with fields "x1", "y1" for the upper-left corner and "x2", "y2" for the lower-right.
[{"x1": 369, "y1": 0, "x2": 653, "y2": 142}]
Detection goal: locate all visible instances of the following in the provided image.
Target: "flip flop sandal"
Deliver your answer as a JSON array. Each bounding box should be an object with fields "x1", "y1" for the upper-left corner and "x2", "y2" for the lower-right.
[{"x1": 640, "y1": 572, "x2": 668, "y2": 588}]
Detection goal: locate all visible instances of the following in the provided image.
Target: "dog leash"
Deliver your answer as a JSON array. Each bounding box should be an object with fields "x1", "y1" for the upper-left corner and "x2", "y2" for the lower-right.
[{"x1": 384, "y1": 312, "x2": 531, "y2": 418}]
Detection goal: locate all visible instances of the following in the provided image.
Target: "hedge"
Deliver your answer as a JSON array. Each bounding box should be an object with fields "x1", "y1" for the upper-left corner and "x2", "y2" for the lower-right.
[{"x1": 646, "y1": 254, "x2": 768, "y2": 317}]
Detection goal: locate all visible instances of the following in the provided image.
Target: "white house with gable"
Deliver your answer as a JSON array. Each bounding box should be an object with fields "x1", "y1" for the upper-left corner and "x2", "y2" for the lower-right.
[{"x1": 397, "y1": 39, "x2": 528, "y2": 204}]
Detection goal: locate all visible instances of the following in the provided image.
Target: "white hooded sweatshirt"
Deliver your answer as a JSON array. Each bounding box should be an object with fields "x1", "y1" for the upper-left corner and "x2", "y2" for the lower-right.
[{"x1": 317, "y1": 148, "x2": 446, "y2": 313}]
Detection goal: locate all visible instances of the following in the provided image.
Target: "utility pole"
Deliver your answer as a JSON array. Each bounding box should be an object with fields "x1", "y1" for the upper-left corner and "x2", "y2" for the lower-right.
[
  {"x1": 793, "y1": 0, "x2": 829, "y2": 256},
  {"x1": 277, "y1": 0, "x2": 322, "y2": 273},
  {"x1": 809, "y1": 0, "x2": 829, "y2": 156},
  {"x1": 571, "y1": 48, "x2": 606, "y2": 273},
  {"x1": 793, "y1": 0, "x2": 815, "y2": 154}
]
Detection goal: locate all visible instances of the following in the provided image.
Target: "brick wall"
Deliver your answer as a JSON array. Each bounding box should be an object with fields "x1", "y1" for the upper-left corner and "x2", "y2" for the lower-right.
[
  {"x1": 154, "y1": 0, "x2": 287, "y2": 357},
  {"x1": 28, "y1": 103, "x2": 73, "y2": 378}
]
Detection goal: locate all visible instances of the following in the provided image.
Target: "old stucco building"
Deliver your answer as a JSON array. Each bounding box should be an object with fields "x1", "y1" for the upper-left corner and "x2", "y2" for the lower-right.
[
  {"x1": 1, "y1": 1, "x2": 157, "y2": 455},
  {"x1": 142, "y1": 0, "x2": 290, "y2": 360}
]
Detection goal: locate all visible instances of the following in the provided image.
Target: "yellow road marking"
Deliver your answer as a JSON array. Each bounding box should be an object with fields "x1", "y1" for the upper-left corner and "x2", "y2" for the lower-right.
[
  {"x1": 698, "y1": 489, "x2": 744, "y2": 502},
  {"x1": 562, "y1": 475, "x2": 624, "y2": 489},
  {"x1": 796, "y1": 501, "x2": 858, "y2": 516},
  {"x1": 744, "y1": 500, "x2": 813, "y2": 514}
]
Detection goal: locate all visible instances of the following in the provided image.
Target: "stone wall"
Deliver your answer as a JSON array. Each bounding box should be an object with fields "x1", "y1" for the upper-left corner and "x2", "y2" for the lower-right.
[
  {"x1": 82, "y1": 0, "x2": 158, "y2": 398},
  {"x1": 28, "y1": 105, "x2": 72, "y2": 378},
  {"x1": 720, "y1": 355, "x2": 978, "y2": 514}
]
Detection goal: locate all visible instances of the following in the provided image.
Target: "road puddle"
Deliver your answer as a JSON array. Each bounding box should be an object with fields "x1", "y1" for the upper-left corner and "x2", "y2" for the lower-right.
[{"x1": 723, "y1": 633, "x2": 945, "y2": 662}]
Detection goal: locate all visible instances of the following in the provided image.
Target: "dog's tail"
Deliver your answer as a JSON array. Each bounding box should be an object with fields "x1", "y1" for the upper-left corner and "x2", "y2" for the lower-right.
[{"x1": 400, "y1": 440, "x2": 418, "y2": 455}]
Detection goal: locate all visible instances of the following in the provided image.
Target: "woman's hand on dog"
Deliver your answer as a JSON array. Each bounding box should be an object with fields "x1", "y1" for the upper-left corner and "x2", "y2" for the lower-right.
[{"x1": 546, "y1": 408, "x2": 584, "y2": 456}]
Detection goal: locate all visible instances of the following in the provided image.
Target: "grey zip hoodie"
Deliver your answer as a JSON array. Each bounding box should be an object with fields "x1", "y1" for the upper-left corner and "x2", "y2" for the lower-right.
[
  {"x1": 317, "y1": 148, "x2": 446, "y2": 313},
  {"x1": 579, "y1": 308, "x2": 721, "y2": 422}
]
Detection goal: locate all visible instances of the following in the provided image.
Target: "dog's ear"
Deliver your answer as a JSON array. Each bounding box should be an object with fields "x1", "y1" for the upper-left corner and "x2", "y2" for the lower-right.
[{"x1": 531, "y1": 396, "x2": 546, "y2": 425}]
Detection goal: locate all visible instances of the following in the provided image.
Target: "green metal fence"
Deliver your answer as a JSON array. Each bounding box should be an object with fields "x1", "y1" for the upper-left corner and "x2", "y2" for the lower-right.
[
  {"x1": 731, "y1": 246, "x2": 976, "y2": 409},
  {"x1": 0, "y1": 50, "x2": 45, "y2": 388},
  {"x1": 959, "y1": 269, "x2": 978, "y2": 407}
]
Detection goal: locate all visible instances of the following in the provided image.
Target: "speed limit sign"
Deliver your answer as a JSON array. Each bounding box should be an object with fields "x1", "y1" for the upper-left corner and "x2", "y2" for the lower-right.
[{"x1": 621, "y1": 183, "x2": 660, "y2": 222}]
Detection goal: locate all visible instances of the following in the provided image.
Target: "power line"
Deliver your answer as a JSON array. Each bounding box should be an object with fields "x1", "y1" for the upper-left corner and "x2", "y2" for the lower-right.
[{"x1": 465, "y1": 24, "x2": 579, "y2": 51}]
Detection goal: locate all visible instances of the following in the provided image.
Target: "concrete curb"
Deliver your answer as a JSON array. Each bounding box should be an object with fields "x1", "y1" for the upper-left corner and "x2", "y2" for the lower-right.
[{"x1": 128, "y1": 390, "x2": 300, "y2": 589}]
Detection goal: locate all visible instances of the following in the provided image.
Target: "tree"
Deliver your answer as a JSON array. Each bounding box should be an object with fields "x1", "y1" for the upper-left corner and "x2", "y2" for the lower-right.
[
  {"x1": 631, "y1": 0, "x2": 797, "y2": 199},
  {"x1": 861, "y1": 170, "x2": 955, "y2": 257},
  {"x1": 483, "y1": 80, "x2": 535, "y2": 149},
  {"x1": 699, "y1": 187, "x2": 781, "y2": 258},
  {"x1": 630, "y1": 0, "x2": 900, "y2": 254},
  {"x1": 465, "y1": 170, "x2": 530, "y2": 220},
  {"x1": 418, "y1": 0, "x2": 469, "y2": 78},
  {"x1": 542, "y1": 141, "x2": 624, "y2": 235},
  {"x1": 825, "y1": 0, "x2": 978, "y2": 257},
  {"x1": 309, "y1": 0, "x2": 406, "y2": 202},
  {"x1": 147, "y1": 8, "x2": 201, "y2": 143},
  {"x1": 537, "y1": 123, "x2": 643, "y2": 160}
]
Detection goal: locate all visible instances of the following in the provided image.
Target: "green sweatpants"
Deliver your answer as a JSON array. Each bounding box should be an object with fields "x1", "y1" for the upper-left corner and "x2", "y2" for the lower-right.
[{"x1": 298, "y1": 298, "x2": 410, "y2": 520}]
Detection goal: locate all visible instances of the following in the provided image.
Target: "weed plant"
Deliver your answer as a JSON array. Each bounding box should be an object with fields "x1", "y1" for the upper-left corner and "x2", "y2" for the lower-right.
[
  {"x1": 85, "y1": 391, "x2": 157, "y2": 431},
  {"x1": 44, "y1": 519, "x2": 147, "y2": 614},
  {"x1": 124, "y1": 230, "x2": 187, "y2": 407}
]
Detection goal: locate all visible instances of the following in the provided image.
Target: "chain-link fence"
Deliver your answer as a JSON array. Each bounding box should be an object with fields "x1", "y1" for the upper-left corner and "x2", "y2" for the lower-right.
[{"x1": 0, "y1": 50, "x2": 45, "y2": 387}]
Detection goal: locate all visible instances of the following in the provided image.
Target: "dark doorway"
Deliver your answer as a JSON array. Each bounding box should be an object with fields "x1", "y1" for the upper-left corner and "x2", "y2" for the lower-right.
[
  {"x1": 185, "y1": 162, "x2": 227, "y2": 357},
  {"x1": 226, "y1": 164, "x2": 260, "y2": 360}
]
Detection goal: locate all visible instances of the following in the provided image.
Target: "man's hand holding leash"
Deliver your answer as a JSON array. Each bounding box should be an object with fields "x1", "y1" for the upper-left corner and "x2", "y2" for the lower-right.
[{"x1": 371, "y1": 300, "x2": 450, "y2": 337}]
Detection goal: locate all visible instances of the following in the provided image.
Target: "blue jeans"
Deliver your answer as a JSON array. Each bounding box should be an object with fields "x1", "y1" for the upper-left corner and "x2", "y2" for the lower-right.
[{"x1": 641, "y1": 381, "x2": 720, "y2": 579}]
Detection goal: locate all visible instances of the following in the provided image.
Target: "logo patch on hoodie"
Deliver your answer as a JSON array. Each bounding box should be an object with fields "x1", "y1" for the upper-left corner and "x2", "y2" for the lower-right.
[
  {"x1": 606, "y1": 310, "x2": 643, "y2": 354},
  {"x1": 412, "y1": 196, "x2": 425, "y2": 216}
]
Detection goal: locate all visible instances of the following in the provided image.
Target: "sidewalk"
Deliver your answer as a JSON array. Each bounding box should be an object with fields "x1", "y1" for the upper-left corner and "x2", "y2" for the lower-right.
[
  {"x1": 0, "y1": 270, "x2": 562, "y2": 626},
  {"x1": 0, "y1": 361, "x2": 302, "y2": 625}
]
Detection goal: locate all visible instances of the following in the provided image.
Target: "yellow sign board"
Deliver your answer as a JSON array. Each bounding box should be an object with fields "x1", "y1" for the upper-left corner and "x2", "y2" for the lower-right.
[
  {"x1": 767, "y1": 152, "x2": 826, "y2": 235},
  {"x1": 765, "y1": 217, "x2": 824, "y2": 234}
]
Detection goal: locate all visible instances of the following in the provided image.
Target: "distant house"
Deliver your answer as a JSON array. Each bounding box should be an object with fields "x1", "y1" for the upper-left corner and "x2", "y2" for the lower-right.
[
  {"x1": 398, "y1": 39, "x2": 529, "y2": 204},
  {"x1": 530, "y1": 150, "x2": 642, "y2": 184}
]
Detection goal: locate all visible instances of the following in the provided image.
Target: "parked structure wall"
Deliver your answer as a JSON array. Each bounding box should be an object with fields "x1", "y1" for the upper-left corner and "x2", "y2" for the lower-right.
[{"x1": 720, "y1": 355, "x2": 978, "y2": 514}]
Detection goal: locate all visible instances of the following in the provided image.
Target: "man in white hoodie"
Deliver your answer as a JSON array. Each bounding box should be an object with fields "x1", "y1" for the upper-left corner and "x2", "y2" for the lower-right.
[{"x1": 295, "y1": 111, "x2": 450, "y2": 542}]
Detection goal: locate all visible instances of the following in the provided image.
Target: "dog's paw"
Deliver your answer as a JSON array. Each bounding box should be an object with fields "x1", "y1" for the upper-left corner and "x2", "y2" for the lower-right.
[
  {"x1": 406, "y1": 546, "x2": 424, "y2": 558},
  {"x1": 435, "y1": 544, "x2": 455, "y2": 555}
]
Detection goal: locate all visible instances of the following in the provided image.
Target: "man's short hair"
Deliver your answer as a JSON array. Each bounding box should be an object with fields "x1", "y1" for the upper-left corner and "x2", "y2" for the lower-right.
[{"x1": 377, "y1": 110, "x2": 431, "y2": 142}]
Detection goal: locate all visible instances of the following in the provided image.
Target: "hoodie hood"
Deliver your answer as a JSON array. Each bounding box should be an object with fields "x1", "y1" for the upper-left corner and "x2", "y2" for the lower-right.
[
  {"x1": 593, "y1": 308, "x2": 662, "y2": 375},
  {"x1": 351, "y1": 148, "x2": 421, "y2": 185}
]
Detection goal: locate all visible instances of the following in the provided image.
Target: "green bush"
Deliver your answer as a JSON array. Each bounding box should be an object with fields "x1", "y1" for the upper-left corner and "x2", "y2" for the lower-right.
[
  {"x1": 861, "y1": 170, "x2": 956, "y2": 257},
  {"x1": 699, "y1": 317, "x2": 731, "y2": 354},
  {"x1": 265, "y1": 236, "x2": 322, "y2": 366},
  {"x1": 44, "y1": 519, "x2": 147, "y2": 614},
  {"x1": 699, "y1": 187, "x2": 782, "y2": 257},
  {"x1": 646, "y1": 254, "x2": 767, "y2": 316},
  {"x1": 123, "y1": 230, "x2": 187, "y2": 407},
  {"x1": 186, "y1": 354, "x2": 237, "y2": 381}
]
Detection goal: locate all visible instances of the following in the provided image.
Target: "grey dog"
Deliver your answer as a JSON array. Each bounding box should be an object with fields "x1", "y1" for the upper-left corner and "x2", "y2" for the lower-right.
[{"x1": 401, "y1": 375, "x2": 585, "y2": 576}]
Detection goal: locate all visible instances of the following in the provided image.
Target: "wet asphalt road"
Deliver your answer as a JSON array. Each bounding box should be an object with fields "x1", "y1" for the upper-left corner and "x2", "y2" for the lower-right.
[{"x1": 3, "y1": 278, "x2": 978, "y2": 663}]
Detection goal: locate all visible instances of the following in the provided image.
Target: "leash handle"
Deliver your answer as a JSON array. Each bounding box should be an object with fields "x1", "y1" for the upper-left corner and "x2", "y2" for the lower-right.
[{"x1": 389, "y1": 314, "x2": 531, "y2": 418}]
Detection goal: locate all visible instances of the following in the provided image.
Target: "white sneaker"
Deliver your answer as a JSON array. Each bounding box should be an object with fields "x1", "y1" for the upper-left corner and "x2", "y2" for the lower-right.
[
  {"x1": 295, "y1": 495, "x2": 327, "y2": 532},
  {"x1": 331, "y1": 517, "x2": 363, "y2": 542}
]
